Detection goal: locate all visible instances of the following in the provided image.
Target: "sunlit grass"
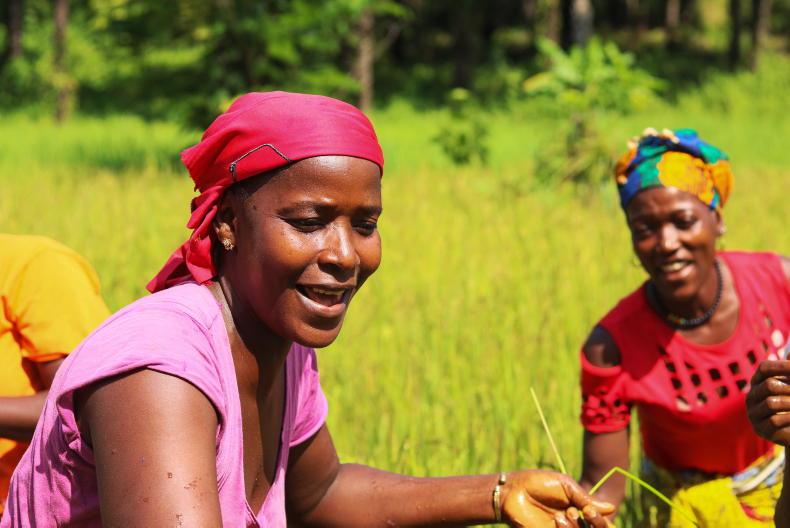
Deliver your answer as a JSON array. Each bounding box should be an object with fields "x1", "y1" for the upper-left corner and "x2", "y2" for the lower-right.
[{"x1": 1, "y1": 66, "x2": 787, "y2": 526}]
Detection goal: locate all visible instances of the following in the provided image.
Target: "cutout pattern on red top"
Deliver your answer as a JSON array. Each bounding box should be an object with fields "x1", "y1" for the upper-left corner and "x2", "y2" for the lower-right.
[{"x1": 580, "y1": 252, "x2": 788, "y2": 474}]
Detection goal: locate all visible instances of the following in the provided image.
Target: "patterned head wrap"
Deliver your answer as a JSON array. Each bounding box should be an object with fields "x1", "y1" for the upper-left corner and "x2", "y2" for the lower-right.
[
  {"x1": 147, "y1": 91, "x2": 384, "y2": 293},
  {"x1": 614, "y1": 128, "x2": 733, "y2": 211}
]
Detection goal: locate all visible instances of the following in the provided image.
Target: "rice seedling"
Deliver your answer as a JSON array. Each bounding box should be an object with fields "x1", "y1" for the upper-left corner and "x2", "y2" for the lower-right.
[{"x1": 530, "y1": 388, "x2": 698, "y2": 527}]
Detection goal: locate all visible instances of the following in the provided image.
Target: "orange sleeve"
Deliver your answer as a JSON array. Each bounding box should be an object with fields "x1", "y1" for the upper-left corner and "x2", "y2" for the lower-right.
[{"x1": 10, "y1": 248, "x2": 110, "y2": 362}]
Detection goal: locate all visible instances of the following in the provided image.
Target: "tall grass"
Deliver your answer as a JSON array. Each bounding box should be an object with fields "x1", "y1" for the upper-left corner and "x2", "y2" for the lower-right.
[{"x1": 1, "y1": 60, "x2": 787, "y2": 526}]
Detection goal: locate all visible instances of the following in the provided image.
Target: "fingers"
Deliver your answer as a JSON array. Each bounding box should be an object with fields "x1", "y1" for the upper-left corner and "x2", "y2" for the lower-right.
[
  {"x1": 581, "y1": 503, "x2": 609, "y2": 528},
  {"x1": 750, "y1": 361, "x2": 790, "y2": 387},
  {"x1": 554, "y1": 477, "x2": 614, "y2": 528},
  {"x1": 562, "y1": 506, "x2": 601, "y2": 528},
  {"x1": 747, "y1": 395, "x2": 790, "y2": 421},
  {"x1": 560, "y1": 477, "x2": 615, "y2": 515},
  {"x1": 588, "y1": 499, "x2": 615, "y2": 515},
  {"x1": 554, "y1": 511, "x2": 573, "y2": 527},
  {"x1": 746, "y1": 369, "x2": 790, "y2": 446},
  {"x1": 747, "y1": 378, "x2": 790, "y2": 408},
  {"x1": 751, "y1": 413, "x2": 790, "y2": 445}
]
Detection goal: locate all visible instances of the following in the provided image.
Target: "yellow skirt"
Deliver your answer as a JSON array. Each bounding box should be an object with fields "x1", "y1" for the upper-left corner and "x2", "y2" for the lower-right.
[{"x1": 640, "y1": 448, "x2": 783, "y2": 527}]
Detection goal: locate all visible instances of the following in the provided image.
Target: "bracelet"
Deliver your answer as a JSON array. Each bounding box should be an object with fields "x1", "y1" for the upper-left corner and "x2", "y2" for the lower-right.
[{"x1": 492, "y1": 472, "x2": 507, "y2": 523}]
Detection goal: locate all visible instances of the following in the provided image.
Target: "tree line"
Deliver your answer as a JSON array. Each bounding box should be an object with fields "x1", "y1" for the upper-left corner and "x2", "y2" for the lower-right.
[{"x1": 0, "y1": 0, "x2": 786, "y2": 123}]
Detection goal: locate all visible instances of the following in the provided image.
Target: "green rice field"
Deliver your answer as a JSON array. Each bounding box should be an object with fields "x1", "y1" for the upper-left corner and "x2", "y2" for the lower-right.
[{"x1": 1, "y1": 58, "x2": 788, "y2": 526}]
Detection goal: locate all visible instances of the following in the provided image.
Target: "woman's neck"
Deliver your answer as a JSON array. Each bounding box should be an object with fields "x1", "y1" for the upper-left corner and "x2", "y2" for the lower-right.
[
  {"x1": 209, "y1": 278, "x2": 290, "y2": 396},
  {"x1": 656, "y1": 261, "x2": 722, "y2": 321}
]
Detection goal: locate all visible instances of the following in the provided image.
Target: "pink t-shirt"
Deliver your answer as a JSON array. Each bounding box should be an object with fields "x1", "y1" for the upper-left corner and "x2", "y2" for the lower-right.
[{"x1": 1, "y1": 282, "x2": 328, "y2": 527}]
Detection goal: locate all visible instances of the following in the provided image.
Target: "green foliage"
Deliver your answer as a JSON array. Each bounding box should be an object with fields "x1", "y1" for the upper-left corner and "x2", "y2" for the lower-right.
[
  {"x1": 2, "y1": 0, "x2": 788, "y2": 121},
  {"x1": 432, "y1": 88, "x2": 489, "y2": 166},
  {"x1": 0, "y1": 0, "x2": 413, "y2": 124},
  {"x1": 524, "y1": 39, "x2": 662, "y2": 186},
  {"x1": 533, "y1": 116, "x2": 615, "y2": 186},
  {"x1": 523, "y1": 38, "x2": 665, "y2": 115}
]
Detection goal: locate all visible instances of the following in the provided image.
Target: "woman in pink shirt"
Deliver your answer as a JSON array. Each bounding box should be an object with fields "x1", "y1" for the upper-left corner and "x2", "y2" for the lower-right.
[{"x1": 2, "y1": 92, "x2": 612, "y2": 528}]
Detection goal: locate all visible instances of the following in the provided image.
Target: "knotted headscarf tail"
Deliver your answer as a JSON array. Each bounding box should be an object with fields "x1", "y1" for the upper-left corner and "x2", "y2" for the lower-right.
[
  {"x1": 614, "y1": 128, "x2": 733, "y2": 211},
  {"x1": 147, "y1": 91, "x2": 385, "y2": 293}
]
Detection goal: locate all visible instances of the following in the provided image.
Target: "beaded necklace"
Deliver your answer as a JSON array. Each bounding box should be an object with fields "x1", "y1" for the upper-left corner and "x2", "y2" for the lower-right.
[{"x1": 647, "y1": 259, "x2": 723, "y2": 330}]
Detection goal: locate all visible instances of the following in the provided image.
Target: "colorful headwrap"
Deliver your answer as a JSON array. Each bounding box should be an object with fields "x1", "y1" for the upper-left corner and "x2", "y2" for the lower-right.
[
  {"x1": 614, "y1": 128, "x2": 733, "y2": 211},
  {"x1": 147, "y1": 91, "x2": 385, "y2": 293}
]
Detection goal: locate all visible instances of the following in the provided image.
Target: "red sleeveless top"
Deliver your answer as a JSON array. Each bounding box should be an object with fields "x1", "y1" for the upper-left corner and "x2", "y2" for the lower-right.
[{"x1": 580, "y1": 252, "x2": 790, "y2": 474}]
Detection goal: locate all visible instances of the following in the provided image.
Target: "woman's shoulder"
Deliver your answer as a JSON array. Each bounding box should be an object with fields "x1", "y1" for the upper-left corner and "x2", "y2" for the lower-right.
[
  {"x1": 116, "y1": 281, "x2": 221, "y2": 327},
  {"x1": 55, "y1": 282, "x2": 228, "y2": 396},
  {"x1": 79, "y1": 282, "x2": 221, "y2": 344},
  {"x1": 583, "y1": 283, "x2": 655, "y2": 368},
  {"x1": 598, "y1": 283, "x2": 652, "y2": 328},
  {"x1": 720, "y1": 250, "x2": 783, "y2": 271},
  {"x1": 722, "y1": 251, "x2": 788, "y2": 296}
]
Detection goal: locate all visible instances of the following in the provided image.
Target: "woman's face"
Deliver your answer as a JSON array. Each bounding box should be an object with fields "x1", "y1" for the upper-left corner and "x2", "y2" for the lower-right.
[
  {"x1": 220, "y1": 155, "x2": 382, "y2": 348},
  {"x1": 625, "y1": 186, "x2": 722, "y2": 303}
]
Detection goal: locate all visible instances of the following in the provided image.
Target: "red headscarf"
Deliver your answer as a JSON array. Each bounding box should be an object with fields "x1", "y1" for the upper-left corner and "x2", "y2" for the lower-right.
[{"x1": 147, "y1": 91, "x2": 385, "y2": 293}]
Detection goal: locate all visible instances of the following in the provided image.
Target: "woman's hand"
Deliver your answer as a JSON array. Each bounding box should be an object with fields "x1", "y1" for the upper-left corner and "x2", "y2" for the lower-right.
[
  {"x1": 746, "y1": 360, "x2": 790, "y2": 446},
  {"x1": 502, "y1": 470, "x2": 614, "y2": 527}
]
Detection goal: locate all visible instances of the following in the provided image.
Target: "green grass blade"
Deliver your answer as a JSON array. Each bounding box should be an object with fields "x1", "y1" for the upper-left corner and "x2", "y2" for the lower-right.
[
  {"x1": 530, "y1": 389, "x2": 697, "y2": 527},
  {"x1": 530, "y1": 387, "x2": 567, "y2": 475},
  {"x1": 590, "y1": 466, "x2": 698, "y2": 527}
]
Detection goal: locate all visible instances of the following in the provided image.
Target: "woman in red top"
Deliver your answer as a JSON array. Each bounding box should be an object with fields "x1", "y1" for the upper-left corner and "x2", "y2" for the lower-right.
[{"x1": 578, "y1": 128, "x2": 790, "y2": 526}]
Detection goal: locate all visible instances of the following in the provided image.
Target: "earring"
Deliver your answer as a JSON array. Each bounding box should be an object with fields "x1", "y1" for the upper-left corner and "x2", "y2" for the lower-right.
[
  {"x1": 631, "y1": 256, "x2": 642, "y2": 268},
  {"x1": 221, "y1": 238, "x2": 234, "y2": 251},
  {"x1": 717, "y1": 225, "x2": 726, "y2": 252}
]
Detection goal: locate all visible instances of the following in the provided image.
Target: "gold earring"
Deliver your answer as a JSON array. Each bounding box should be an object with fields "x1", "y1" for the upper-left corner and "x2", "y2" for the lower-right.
[{"x1": 222, "y1": 238, "x2": 234, "y2": 251}]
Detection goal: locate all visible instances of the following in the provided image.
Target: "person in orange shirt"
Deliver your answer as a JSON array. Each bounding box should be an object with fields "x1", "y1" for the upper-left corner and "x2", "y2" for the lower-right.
[{"x1": 0, "y1": 234, "x2": 109, "y2": 513}]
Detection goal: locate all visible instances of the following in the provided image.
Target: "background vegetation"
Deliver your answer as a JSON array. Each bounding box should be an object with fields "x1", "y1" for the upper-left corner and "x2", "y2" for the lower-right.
[{"x1": 1, "y1": 0, "x2": 788, "y2": 525}]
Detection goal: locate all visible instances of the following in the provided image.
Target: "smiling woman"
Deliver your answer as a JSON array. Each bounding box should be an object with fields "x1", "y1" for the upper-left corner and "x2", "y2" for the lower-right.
[
  {"x1": 1, "y1": 92, "x2": 613, "y2": 528},
  {"x1": 211, "y1": 156, "x2": 383, "y2": 349},
  {"x1": 577, "y1": 128, "x2": 790, "y2": 527}
]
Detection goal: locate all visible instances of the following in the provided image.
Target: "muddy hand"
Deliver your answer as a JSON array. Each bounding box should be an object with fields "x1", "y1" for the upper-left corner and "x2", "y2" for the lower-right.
[{"x1": 501, "y1": 470, "x2": 614, "y2": 527}]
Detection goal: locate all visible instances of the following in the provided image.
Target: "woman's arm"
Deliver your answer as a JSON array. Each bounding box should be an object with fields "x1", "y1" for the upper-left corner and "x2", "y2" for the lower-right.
[
  {"x1": 0, "y1": 358, "x2": 63, "y2": 441},
  {"x1": 579, "y1": 430, "x2": 629, "y2": 511},
  {"x1": 578, "y1": 327, "x2": 629, "y2": 514},
  {"x1": 286, "y1": 425, "x2": 613, "y2": 527},
  {"x1": 75, "y1": 369, "x2": 223, "y2": 527}
]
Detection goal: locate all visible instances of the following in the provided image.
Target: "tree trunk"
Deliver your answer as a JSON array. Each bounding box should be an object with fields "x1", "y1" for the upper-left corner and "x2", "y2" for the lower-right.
[
  {"x1": 749, "y1": 0, "x2": 772, "y2": 70},
  {"x1": 544, "y1": 0, "x2": 561, "y2": 44},
  {"x1": 0, "y1": 0, "x2": 24, "y2": 73},
  {"x1": 665, "y1": 0, "x2": 681, "y2": 48},
  {"x1": 54, "y1": 0, "x2": 72, "y2": 122},
  {"x1": 560, "y1": 0, "x2": 573, "y2": 49},
  {"x1": 571, "y1": 0, "x2": 594, "y2": 46},
  {"x1": 681, "y1": 0, "x2": 698, "y2": 26},
  {"x1": 451, "y1": 3, "x2": 476, "y2": 88},
  {"x1": 626, "y1": 0, "x2": 644, "y2": 44},
  {"x1": 353, "y1": 7, "x2": 374, "y2": 112},
  {"x1": 728, "y1": 0, "x2": 742, "y2": 70},
  {"x1": 522, "y1": 0, "x2": 538, "y2": 50}
]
